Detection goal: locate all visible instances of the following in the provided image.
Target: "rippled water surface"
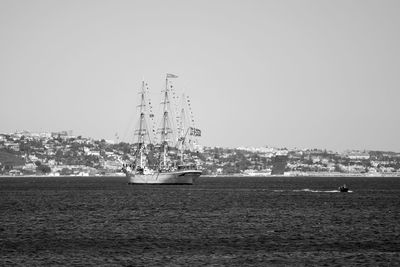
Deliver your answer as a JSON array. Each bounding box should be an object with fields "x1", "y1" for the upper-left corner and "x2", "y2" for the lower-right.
[{"x1": 1, "y1": 176, "x2": 400, "y2": 266}]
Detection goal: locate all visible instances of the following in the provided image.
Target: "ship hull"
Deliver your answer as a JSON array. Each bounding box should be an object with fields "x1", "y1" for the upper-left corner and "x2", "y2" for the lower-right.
[{"x1": 127, "y1": 170, "x2": 202, "y2": 185}]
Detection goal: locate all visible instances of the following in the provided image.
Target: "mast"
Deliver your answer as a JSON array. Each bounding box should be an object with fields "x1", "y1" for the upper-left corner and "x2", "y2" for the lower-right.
[
  {"x1": 178, "y1": 93, "x2": 187, "y2": 164},
  {"x1": 179, "y1": 105, "x2": 185, "y2": 163},
  {"x1": 176, "y1": 92, "x2": 199, "y2": 165},
  {"x1": 159, "y1": 73, "x2": 178, "y2": 170},
  {"x1": 159, "y1": 76, "x2": 169, "y2": 169},
  {"x1": 135, "y1": 81, "x2": 148, "y2": 168}
]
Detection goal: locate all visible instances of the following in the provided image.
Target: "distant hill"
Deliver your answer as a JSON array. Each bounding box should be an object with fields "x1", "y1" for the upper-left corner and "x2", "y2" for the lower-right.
[{"x1": 0, "y1": 150, "x2": 25, "y2": 166}]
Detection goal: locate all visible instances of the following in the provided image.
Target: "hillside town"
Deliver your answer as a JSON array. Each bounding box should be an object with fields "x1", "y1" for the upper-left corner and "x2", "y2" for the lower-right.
[{"x1": 1, "y1": 131, "x2": 400, "y2": 177}]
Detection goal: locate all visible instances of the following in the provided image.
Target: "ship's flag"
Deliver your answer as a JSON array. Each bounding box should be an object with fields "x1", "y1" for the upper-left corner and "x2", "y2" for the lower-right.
[
  {"x1": 189, "y1": 127, "x2": 201, "y2": 137},
  {"x1": 166, "y1": 73, "x2": 178, "y2": 78}
]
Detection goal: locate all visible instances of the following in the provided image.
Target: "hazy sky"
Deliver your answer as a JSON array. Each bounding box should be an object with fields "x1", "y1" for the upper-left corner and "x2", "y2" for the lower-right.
[{"x1": 1, "y1": 0, "x2": 399, "y2": 151}]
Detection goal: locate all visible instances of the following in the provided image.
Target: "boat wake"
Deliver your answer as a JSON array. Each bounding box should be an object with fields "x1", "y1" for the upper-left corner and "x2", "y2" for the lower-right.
[{"x1": 274, "y1": 189, "x2": 353, "y2": 193}]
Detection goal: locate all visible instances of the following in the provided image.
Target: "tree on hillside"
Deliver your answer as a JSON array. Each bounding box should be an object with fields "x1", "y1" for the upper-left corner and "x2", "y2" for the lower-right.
[{"x1": 36, "y1": 164, "x2": 51, "y2": 174}]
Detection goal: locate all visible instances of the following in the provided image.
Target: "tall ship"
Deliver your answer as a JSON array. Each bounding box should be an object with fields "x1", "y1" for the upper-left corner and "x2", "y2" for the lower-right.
[{"x1": 122, "y1": 74, "x2": 202, "y2": 184}]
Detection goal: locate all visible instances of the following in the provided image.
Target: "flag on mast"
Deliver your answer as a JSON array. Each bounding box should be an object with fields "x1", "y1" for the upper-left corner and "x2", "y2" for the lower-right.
[
  {"x1": 189, "y1": 127, "x2": 201, "y2": 137},
  {"x1": 166, "y1": 73, "x2": 178, "y2": 78}
]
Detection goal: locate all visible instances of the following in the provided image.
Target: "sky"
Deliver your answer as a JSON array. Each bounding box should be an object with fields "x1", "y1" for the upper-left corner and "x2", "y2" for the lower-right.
[{"x1": 0, "y1": 0, "x2": 399, "y2": 152}]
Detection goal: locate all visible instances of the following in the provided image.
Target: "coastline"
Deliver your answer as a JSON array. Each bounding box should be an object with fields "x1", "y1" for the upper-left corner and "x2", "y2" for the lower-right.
[
  {"x1": 0, "y1": 174, "x2": 125, "y2": 179},
  {"x1": 2, "y1": 173, "x2": 400, "y2": 179}
]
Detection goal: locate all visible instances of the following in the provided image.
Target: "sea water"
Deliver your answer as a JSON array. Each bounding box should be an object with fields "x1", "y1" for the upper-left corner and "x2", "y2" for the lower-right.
[{"x1": 1, "y1": 176, "x2": 399, "y2": 266}]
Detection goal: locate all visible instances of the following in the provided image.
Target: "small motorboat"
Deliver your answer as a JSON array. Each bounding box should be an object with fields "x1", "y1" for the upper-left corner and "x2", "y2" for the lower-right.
[{"x1": 338, "y1": 184, "x2": 349, "y2": 192}]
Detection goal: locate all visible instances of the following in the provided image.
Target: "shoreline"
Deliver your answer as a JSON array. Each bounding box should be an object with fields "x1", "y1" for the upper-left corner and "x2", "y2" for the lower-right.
[
  {"x1": 1, "y1": 173, "x2": 400, "y2": 179},
  {"x1": 201, "y1": 174, "x2": 400, "y2": 178}
]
